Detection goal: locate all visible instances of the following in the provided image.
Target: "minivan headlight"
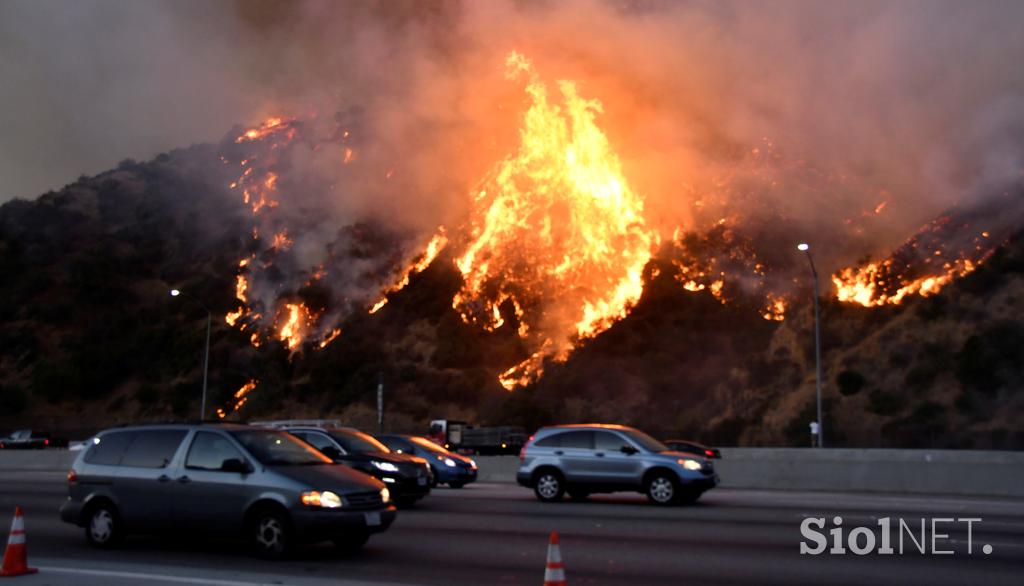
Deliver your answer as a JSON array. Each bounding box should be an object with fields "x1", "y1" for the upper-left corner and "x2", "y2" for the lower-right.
[
  {"x1": 301, "y1": 490, "x2": 342, "y2": 508},
  {"x1": 372, "y1": 461, "x2": 400, "y2": 473},
  {"x1": 380, "y1": 487, "x2": 391, "y2": 503},
  {"x1": 679, "y1": 459, "x2": 703, "y2": 471},
  {"x1": 443, "y1": 457, "x2": 457, "y2": 467}
]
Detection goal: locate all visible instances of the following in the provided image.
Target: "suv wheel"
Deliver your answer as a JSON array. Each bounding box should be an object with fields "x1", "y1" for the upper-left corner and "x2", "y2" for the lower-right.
[
  {"x1": 645, "y1": 473, "x2": 679, "y2": 506},
  {"x1": 85, "y1": 502, "x2": 123, "y2": 548},
  {"x1": 533, "y1": 470, "x2": 565, "y2": 502},
  {"x1": 251, "y1": 509, "x2": 293, "y2": 559}
]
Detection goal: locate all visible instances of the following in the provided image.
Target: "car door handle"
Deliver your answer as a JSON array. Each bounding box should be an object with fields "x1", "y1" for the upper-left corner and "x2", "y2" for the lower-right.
[
  {"x1": 595, "y1": 452, "x2": 605, "y2": 457},
  {"x1": 554, "y1": 450, "x2": 564, "y2": 456},
  {"x1": 157, "y1": 475, "x2": 171, "y2": 483},
  {"x1": 177, "y1": 475, "x2": 191, "y2": 484}
]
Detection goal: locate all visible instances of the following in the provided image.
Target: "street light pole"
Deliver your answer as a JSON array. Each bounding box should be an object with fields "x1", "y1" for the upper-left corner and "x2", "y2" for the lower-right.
[
  {"x1": 171, "y1": 288, "x2": 212, "y2": 421},
  {"x1": 797, "y1": 244, "x2": 824, "y2": 448}
]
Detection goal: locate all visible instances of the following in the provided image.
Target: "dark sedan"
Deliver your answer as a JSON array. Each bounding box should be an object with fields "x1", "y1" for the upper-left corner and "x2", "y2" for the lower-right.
[
  {"x1": 377, "y1": 434, "x2": 478, "y2": 488},
  {"x1": 663, "y1": 439, "x2": 721, "y2": 459},
  {"x1": 285, "y1": 427, "x2": 433, "y2": 506}
]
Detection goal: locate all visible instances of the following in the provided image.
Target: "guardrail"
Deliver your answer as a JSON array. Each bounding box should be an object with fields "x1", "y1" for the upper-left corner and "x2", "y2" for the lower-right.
[{"x1": 4, "y1": 448, "x2": 1022, "y2": 497}]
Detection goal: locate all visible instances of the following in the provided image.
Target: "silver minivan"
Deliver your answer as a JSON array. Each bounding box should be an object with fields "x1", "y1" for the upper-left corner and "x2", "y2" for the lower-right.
[
  {"x1": 516, "y1": 424, "x2": 719, "y2": 505},
  {"x1": 60, "y1": 423, "x2": 396, "y2": 558}
]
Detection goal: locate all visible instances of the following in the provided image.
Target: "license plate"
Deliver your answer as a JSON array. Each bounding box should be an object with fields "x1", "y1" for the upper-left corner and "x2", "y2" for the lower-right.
[
  {"x1": 417, "y1": 477, "x2": 427, "y2": 486},
  {"x1": 364, "y1": 512, "x2": 381, "y2": 526}
]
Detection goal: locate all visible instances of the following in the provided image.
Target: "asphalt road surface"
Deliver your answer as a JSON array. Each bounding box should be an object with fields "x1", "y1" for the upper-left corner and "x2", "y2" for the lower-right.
[{"x1": 1, "y1": 472, "x2": 1022, "y2": 585}]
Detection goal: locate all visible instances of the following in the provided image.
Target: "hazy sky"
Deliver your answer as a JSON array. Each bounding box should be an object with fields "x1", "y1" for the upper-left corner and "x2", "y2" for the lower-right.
[{"x1": 2, "y1": 0, "x2": 1022, "y2": 251}]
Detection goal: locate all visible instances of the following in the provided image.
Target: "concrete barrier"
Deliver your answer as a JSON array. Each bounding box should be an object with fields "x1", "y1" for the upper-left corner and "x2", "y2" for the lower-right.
[
  {"x1": 472, "y1": 448, "x2": 1024, "y2": 498},
  {"x1": 3, "y1": 449, "x2": 1022, "y2": 497}
]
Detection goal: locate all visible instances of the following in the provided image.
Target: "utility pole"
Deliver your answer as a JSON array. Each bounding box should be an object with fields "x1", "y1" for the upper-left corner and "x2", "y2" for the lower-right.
[
  {"x1": 797, "y1": 244, "x2": 824, "y2": 448},
  {"x1": 171, "y1": 288, "x2": 213, "y2": 421},
  {"x1": 377, "y1": 372, "x2": 384, "y2": 434}
]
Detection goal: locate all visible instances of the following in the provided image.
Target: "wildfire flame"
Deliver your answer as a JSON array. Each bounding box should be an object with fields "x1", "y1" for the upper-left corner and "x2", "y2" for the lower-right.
[
  {"x1": 453, "y1": 52, "x2": 657, "y2": 389},
  {"x1": 216, "y1": 379, "x2": 258, "y2": 419},
  {"x1": 369, "y1": 228, "x2": 449, "y2": 314}
]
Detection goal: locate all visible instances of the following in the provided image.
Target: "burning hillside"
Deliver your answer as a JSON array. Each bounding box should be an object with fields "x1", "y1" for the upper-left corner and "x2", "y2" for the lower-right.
[{"x1": 211, "y1": 50, "x2": 1024, "y2": 396}]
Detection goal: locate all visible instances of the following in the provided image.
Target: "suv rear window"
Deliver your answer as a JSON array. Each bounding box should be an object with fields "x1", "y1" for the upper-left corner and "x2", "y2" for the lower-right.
[
  {"x1": 534, "y1": 430, "x2": 594, "y2": 449},
  {"x1": 120, "y1": 430, "x2": 187, "y2": 468},
  {"x1": 84, "y1": 431, "x2": 134, "y2": 465}
]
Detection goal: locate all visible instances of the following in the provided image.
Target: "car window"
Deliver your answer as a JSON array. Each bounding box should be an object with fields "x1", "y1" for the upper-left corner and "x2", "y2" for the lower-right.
[
  {"x1": 230, "y1": 429, "x2": 331, "y2": 465},
  {"x1": 328, "y1": 429, "x2": 390, "y2": 454},
  {"x1": 84, "y1": 431, "x2": 135, "y2": 465},
  {"x1": 594, "y1": 431, "x2": 629, "y2": 451},
  {"x1": 121, "y1": 430, "x2": 187, "y2": 468},
  {"x1": 409, "y1": 436, "x2": 452, "y2": 454},
  {"x1": 533, "y1": 433, "x2": 561, "y2": 448},
  {"x1": 296, "y1": 432, "x2": 340, "y2": 454},
  {"x1": 560, "y1": 431, "x2": 594, "y2": 449},
  {"x1": 619, "y1": 429, "x2": 669, "y2": 453},
  {"x1": 186, "y1": 432, "x2": 247, "y2": 471}
]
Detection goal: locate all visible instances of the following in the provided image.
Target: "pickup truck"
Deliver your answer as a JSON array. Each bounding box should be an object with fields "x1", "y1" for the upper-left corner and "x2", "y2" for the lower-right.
[{"x1": 0, "y1": 430, "x2": 69, "y2": 449}]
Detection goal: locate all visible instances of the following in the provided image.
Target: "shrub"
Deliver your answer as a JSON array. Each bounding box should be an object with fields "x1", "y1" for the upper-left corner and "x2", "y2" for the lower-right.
[
  {"x1": 867, "y1": 389, "x2": 906, "y2": 416},
  {"x1": 836, "y1": 370, "x2": 866, "y2": 396}
]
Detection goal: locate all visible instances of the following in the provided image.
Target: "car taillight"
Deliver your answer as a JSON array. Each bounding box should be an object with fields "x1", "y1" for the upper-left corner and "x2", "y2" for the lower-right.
[
  {"x1": 67, "y1": 470, "x2": 77, "y2": 484},
  {"x1": 519, "y1": 435, "x2": 534, "y2": 460},
  {"x1": 44, "y1": 439, "x2": 50, "y2": 446},
  {"x1": 705, "y1": 449, "x2": 714, "y2": 457}
]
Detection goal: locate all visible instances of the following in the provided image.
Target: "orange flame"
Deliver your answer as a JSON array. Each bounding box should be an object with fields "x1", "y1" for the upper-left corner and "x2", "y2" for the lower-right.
[
  {"x1": 370, "y1": 229, "x2": 448, "y2": 314},
  {"x1": 454, "y1": 52, "x2": 657, "y2": 389}
]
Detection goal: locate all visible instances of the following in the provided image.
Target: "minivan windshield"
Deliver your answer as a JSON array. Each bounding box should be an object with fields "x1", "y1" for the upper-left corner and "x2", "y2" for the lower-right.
[
  {"x1": 230, "y1": 430, "x2": 331, "y2": 465},
  {"x1": 328, "y1": 429, "x2": 390, "y2": 454},
  {"x1": 619, "y1": 429, "x2": 670, "y2": 453},
  {"x1": 410, "y1": 436, "x2": 452, "y2": 455}
]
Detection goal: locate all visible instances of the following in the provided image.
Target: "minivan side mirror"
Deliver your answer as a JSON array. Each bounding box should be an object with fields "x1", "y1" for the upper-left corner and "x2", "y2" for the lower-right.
[
  {"x1": 321, "y1": 446, "x2": 341, "y2": 460},
  {"x1": 620, "y1": 445, "x2": 639, "y2": 455},
  {"x1": 221, "y1": 458, "x2": 253, "y2": 474}
]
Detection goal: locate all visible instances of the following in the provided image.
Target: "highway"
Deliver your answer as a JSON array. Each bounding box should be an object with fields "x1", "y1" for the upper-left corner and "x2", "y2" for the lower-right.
[{"x1": 2, "y1": 471, "x2": 1022, "y2": 585}]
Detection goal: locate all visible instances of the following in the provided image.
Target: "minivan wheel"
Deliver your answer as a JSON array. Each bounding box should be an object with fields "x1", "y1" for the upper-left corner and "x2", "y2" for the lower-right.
[
  {"x1": 533, "y1": 470, "x2": 565, "y2": 502},
  {"x1": 251, "y1": 510, "x2": 293, "y2": 559},
  {"x1": 85, "y1": 502, "x2": 123, "y2": 548},
  {"x1": 645, "y1": 473, "x2": 679, "y2": 506}
]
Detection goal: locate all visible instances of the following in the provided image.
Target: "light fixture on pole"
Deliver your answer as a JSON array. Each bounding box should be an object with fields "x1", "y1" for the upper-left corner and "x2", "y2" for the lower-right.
[
  {"x1": 170, "y1": 288, "x2": 212, "y2": 421},
  {"x1": 797, "y1": 243, "x2": 824, "y2": 448}
]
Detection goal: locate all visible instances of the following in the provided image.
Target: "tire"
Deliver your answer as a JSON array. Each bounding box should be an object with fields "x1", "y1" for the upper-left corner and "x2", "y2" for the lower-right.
[
  {"x1": 332, "y1": 532, "x2": 370, "y2": 555},
  {"x1": 250, "y1": 509, "x2": 293, "y2": 560},
  {"x1": 84, "y1": 501, "x2": 124, "y2": 548},
  {"x1": 430, "y1": 470, "x2": 439, "y2": 488},
  {"x1": 645, "y1": 472, "x2": 679, "y2": 506},
  {"x1": 533, "y1": 469, "x2": 565, "y2": 502},
  {"x1": 568, "y1": 490, "x2": 589, "y2": 501},
  {"x1": 448, "y1": 482, "x2": 465, "y2": 489}
]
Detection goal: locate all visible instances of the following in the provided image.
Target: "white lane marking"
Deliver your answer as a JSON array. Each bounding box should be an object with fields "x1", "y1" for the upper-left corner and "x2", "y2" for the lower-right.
[
  {"x1": 36, "y1": 567, "x2": 272, "y2": 586},
  {"x1": 36, "y1": 565, "x2": 425, "y2": 586}
]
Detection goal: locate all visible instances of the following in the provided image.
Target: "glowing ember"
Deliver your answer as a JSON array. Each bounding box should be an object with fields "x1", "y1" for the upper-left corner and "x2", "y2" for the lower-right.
[{"x1": 453, "y1": 52, "x2": 657, "y2": 389}]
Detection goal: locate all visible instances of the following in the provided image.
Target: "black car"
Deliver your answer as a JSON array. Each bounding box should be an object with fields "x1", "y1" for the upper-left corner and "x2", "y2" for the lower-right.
[
  {"x1": 663, "y1": 439, "x2": 721, "y2": 459},
  {"x1": 377, "y1": 434, "x2": 478, "y2": 488},
  {"x1": 284, "y1": 426, "x2": 433, "y2": 506}
]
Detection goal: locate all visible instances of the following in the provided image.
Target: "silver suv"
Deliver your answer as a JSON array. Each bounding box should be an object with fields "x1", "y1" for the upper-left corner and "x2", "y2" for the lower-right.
[
  {"x1": 516, "y1": 424, "x2": 719, "y2": 505},
  {"x1": 60, "y1": 423, "x2": 396, "y2": 558}
]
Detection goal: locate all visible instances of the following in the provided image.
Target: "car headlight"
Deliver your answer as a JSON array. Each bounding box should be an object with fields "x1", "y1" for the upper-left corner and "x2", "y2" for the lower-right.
[
  {"x1": 372, "y1": 461, "x2": 400, "y2": 473},
  {"x1": 468, "y1": 459, "x2": 477, "y2": 470},
  {"x1": 301, "y1": 490, "x2": 342, "y2": 508},
  {"x1": 679, "y1": 459, "x2": 703, "y2": 471},
  {"x1": 443, "y1": 457, "x2": 457, "y2": 467},
  {"x1": 380, "y1": 487, "x2": 390, "y2": 503}
]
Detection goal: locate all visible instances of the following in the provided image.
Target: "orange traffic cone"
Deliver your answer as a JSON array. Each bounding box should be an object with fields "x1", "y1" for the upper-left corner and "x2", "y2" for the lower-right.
[
  {"x1": 1, "y1": 507, "x2": 38, "y2": 577},
  {"x1": 543, "y1": 531, "x2": 566, "y2": 586}
]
